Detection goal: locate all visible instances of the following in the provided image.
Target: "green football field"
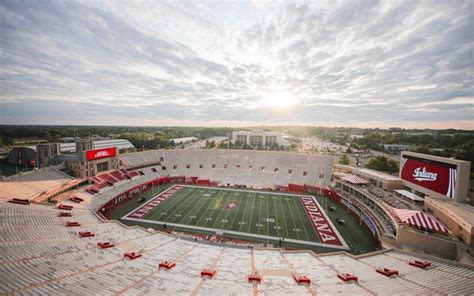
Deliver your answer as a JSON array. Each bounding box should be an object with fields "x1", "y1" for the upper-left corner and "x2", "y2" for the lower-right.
[
  {"x1": 122, "y1": 185, "x2": 352, "y2": 249},
  {"x1": 116, "y1": 184, "x2": 378, "y2": 254}
]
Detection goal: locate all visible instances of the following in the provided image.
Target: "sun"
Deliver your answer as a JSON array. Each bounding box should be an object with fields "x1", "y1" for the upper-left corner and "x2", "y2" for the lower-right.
[{"x1": 261, "y1": 91, "x2": 297, "y2": 108}]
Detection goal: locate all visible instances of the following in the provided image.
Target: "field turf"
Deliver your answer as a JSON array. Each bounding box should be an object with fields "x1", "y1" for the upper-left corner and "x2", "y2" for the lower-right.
[
  {"x1": 116, "y1": 184, "x2": 378, "y2": 254},
  {"x1": 140, "y1": 186, "x2": 321, "y2": 243}
]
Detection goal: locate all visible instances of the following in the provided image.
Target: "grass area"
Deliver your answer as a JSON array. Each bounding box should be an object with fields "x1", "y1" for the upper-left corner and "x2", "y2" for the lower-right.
[
  {"x1": 313, "y1": 194, "x2": 379, "y2": 254},
  {"x1": 141, "y1": 186, "x2": 320, "y2": 242},
  {"x1": 114, "y1": 185, "x2": 378, "y2": 255}
]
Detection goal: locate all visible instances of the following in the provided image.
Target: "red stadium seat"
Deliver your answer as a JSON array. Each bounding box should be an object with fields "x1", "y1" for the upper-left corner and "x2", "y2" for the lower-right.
[
  {"x1": 293, "y1": 274, "x2": 311, "y2": 285},
  {"x1": 247, "y1": 274, "x2": 262, "y2": 283},
  {"x1": 97, "y1": 242, "x2": 115, "y2": 249},
  {"x1": 159, "y1": 261, "x2": 176, "y2": 269},
  {"x1": 376, "y1": 268, "x2": 399, "y2": 277},
  {"x1": 78, "y1": 231, "x2": 94, "y2": 238},
  {"x1": 409, "y1": 260, "x2": 432, "y2": 269},
  {"x1": 58, "y1": 204, "x2": 73, "y2": 210},
  {"x1": 337, "y1": 273, "x2": 358, "y2": 282},
  {"x1": 70, "y1": 196, "x2": 84, "y2": 203},
  {"x1": 66, "y1": 221, "x2": 81, "y2": 227},
  {"x1": 124, "y1": 252, "x2": 142, "y2": 260},
  {"x1": 8, "y1": 198, "x2": 30, "y2": 205},
  {"x1": 200, "y1": 269, "x2": 216, "y2": 278}
]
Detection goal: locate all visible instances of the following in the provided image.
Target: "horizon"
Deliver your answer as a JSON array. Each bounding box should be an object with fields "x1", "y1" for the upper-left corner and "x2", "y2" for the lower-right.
[
  {"x1": 0, "y1": 0, "x2": 473, "y2": 129},
  {"x1": 1, "y1": 123, "x2": 473, "y2": 132}
]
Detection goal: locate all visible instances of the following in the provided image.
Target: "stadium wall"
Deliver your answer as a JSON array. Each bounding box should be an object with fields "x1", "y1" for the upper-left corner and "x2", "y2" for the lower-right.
[{"x1": 396, "y1": 226, "x2": 464, "y2": 261}]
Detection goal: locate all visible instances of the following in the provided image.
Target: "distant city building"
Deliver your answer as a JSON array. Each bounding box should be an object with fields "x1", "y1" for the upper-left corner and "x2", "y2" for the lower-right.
[
  {"x1": 36, "y1": 143, "x2": 61, "y2": 168},
  {"x1": 382, "y1": 144, "x2": 416, "y2": 154},
  {"x1": 75, "y1": 138, "x2": 94, "y2": 153},
  {"x1": 350, "y1": 128, "x2": 363, "y2": 136},
  {"x1": 231, "y1": 131, "x2": 289, "y2": 147},
  {"x1": 25, "y1": 139, "x2": 134, "y2": 153},
  {"x1": 170, "y1": 137, "x2": 198, "y2": 145},
  {"x1": 323, "y1": 128, "x2": 338, "y2": 138},
  {"x1": 59, "y1": 137, "x2": 76, "y2": 143},
  {"x1": 6, "y1": 147, "x2": 37, "y2": 167},
  {"x1": 65, "y1": 147, "x2": 118, "y2": 178}
]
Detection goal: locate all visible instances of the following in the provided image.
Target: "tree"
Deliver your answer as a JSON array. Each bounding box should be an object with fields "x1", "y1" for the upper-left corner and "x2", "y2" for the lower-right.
[
  {"x1": 366, "y1": 156, "x2": 389, "y2": 172},
  {"x1": 339, "y1": 154, "x2": 350, "y2": 165},
  {"x1": 387, "y1": 159, "x2": 399, "y2": 174},
  {"x1": 2, "y1": 137, "x2": 13, "y2": 146}
]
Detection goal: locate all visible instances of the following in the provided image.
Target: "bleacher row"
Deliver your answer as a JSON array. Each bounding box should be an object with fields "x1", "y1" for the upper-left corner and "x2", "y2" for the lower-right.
[
  {"x1": 87, "y1": 169, "x2": 136, "y2": 194},
  {"x1": 73, "y1": 172, "x2": 161, "y2": 210},
  {"x1": 1, "y1": 201, "x2": 473, "y2": 295},
  {"x1": 119, "y1": 150, "x2": 334, "y2": 189},
  {"x1": 0, "y1": 167, "x2": 80, "y2": 202}
]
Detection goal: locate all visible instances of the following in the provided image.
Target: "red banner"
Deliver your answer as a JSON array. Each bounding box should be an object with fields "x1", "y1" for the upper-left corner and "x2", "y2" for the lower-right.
[
  {"x1": 400, "y1": 157, "x2": 456, "y2": 198},
  {"x1": 86, "y1": 147, "x2": 117, "y2": 161}
]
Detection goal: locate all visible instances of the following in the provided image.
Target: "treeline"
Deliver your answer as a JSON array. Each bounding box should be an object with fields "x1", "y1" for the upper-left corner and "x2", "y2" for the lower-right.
[{"x1": 0, "y1": 125, "x2": 235, "y2": 150}]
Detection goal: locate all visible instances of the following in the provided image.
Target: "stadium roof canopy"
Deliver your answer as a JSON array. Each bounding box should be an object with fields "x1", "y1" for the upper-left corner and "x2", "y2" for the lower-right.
[
  {"x1": 341, "y1": 174, "x2": 369, "y2": 185},
  {"x1": 26, "y1": 139, "x2": 134, "y2": 153},
  {"x1": 394, "y1": 189, "x2": 424, "y2": 202}
]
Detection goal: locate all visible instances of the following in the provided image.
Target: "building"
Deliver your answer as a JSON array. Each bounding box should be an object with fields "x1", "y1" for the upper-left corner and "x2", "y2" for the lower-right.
[
  {"x1": 169, "y1": 137, "x2": 198, "y2": 145},
  {"x1": 323, "y1": 127, "x2": 338, "y2": 138},
  {"x1": 75, "y1": 138, "x2": 94, "y2": 153},
  {"x1": 6, "y1": 147, "x2": 37, "y2": 167},
  {"x1": 382, "y1": 144, "x2": 416, "y2": 154},
  {"x1": 26, "y1": 139, "x2": 134, "y2": 154},
  {"x1": 65, "y1": 147, "x2": 118, "y2": 178},
  {"x1": 424, "y1": 196, "x2": 474, "y2": 247},
  {"x1": 333, "y1": 164, "x2": 403, "y2": 191},
  {"x1": 36, "y1": 143, "x2": 61, "y2": 168},
  {"x1": 231, "y1": 131, "x2": 288, "y2": 147}
]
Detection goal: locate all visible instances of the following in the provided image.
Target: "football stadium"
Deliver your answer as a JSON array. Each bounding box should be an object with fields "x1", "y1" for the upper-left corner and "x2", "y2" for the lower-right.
[
  {"x1": 1, "y1": 148, "x2": 473, "y2": 295},
  {"x1": 1, "y1": 0, "x2": 473, "y2": 294}
]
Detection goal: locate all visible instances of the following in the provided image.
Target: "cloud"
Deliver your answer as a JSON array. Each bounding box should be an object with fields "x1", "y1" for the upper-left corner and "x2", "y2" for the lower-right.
[{"x1": 0, "y1": 0, "x2": 472, "y2": 129}]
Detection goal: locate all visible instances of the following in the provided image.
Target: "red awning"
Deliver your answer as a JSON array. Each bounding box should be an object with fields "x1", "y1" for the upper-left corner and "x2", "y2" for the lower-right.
[{"x1": 393, "y1": 209, "x2": 449, "y2": 233}]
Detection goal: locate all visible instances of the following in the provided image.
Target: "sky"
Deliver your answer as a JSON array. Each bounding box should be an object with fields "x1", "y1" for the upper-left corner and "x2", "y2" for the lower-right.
[{"x1": 0, "y1": 0, "x2": 473, "y2": 129}]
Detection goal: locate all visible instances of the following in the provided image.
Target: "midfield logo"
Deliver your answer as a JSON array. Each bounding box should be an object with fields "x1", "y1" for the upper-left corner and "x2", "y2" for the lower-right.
[
  {"x1": 413, "y1": 167, "x2": 437, "y2": 182},
  {"x1": 224, "y1": 201, "x2": 238, "y2": 210}
]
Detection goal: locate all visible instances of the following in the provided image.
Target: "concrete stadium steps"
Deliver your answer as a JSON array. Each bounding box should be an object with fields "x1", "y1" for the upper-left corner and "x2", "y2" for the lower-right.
[
  {"x1": 120, "y1": 149, "x2": 335, "y2": 189},
  {"x1": 1, "y1": 166, "x2": 473, "y2": 296}
]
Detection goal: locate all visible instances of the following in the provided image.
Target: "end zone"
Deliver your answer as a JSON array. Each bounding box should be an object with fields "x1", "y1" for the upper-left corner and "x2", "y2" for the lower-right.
[
  {"x1": 300, "y1": 196, "x2": 348, "y2": 249},
  {"x1": 125, "y1": 185, "x2": 184, "y2": 219}
]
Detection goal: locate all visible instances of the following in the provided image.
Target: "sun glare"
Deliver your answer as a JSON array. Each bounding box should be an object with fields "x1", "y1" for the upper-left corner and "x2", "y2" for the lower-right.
[{"x1": 261, "y1": 91, "x2": 297, "y2": 108}]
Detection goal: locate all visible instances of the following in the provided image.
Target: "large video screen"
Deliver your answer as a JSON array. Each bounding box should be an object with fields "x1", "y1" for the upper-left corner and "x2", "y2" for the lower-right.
[
  {"x1": 400, "y1": 155, "x2": 456, "y2": 198},
  {"x1": 86, "y1": 147, "x2": 117, "y2": 161}
]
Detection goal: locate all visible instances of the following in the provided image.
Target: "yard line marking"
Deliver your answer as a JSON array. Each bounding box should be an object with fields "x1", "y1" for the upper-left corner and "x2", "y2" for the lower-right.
[
  {"x1": 271, "y1": 193, "x2": 281, "y2": 238},
  {"x1": 289, "y1": 197, "x2": 312, "y2": 242}
]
